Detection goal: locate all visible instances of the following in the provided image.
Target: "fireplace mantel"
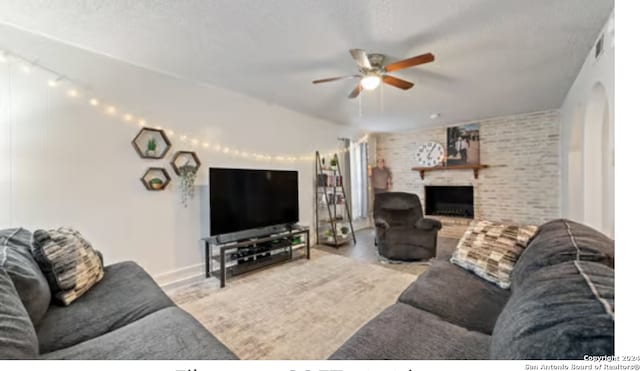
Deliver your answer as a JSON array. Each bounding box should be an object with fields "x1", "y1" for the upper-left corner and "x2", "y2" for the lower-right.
[{"x1": 411, "y1": 164, "x2": 489, "y2": 179}]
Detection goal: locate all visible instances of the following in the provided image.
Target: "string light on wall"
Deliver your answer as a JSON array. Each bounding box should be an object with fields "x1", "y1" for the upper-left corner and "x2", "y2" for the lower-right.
[{"x1": 0, "y1": 49, "x2": 369, "y2": 162}]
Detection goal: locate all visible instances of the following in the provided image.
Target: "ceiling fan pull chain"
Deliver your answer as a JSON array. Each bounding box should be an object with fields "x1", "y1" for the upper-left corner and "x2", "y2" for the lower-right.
[{"x1": 380, "y1": 82, "x2": 384, "y2": 113}]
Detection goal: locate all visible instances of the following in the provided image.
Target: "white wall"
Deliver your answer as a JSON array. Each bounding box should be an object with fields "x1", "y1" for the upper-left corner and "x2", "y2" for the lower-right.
[
  {"x1": 560, "y1": 12, "x2": 614, "y2": 237},
  {"x1": 0, "y1": 25, "x2": 358, "y2": 285}
]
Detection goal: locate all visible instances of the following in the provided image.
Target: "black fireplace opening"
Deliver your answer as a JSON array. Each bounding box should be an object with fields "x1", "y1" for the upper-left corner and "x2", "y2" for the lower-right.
[{"x1": 425, "y1": 186, "x2": 474, "y2": 218}]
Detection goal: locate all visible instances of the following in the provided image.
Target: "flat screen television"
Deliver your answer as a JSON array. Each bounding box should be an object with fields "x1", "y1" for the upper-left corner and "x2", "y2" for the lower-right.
[{"x1": 209, "y1": 168, "x2": 299, "y2": 240}]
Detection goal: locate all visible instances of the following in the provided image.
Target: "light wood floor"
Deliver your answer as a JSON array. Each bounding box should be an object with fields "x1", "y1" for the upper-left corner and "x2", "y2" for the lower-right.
[{"x1": 315, "y1": 227, "x2": 459, "y2": 276}]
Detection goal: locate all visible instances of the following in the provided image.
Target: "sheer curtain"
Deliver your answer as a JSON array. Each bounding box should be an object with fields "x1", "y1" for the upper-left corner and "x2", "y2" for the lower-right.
[{"x1": 349, "y1": 141, "x2": 369, "y2": 219}]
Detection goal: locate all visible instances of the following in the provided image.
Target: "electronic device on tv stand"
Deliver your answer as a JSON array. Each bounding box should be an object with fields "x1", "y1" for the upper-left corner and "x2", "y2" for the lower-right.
[{"x1": 209, "y1": 167, "x2": 300, "y2": 244}]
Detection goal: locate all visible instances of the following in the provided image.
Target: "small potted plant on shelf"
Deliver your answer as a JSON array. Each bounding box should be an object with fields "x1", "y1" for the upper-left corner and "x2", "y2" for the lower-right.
[
  {"x1": 340, "y1": 226, "x2": 349, "y2": 236},
  {"x1": 146, "y1": 137, "x2": 157, "y2": 157},
  {"x1": 149, "y1": 177, "x2": 164, "y2": 190},
  {"x1": 330, "y1": 156, "x2": 338, "y2": 170},
  {"x1": 178, "y1": 161, "x2": 198, "y2": 207},
  {"x1": 324, "y1": 229, "x2": 334, "y2": 243}
]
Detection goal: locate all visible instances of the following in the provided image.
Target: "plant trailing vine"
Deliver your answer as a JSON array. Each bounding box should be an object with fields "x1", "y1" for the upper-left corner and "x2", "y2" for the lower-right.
[{"x1": 178, "y1": 161, "x2": 197, "y2": 207}]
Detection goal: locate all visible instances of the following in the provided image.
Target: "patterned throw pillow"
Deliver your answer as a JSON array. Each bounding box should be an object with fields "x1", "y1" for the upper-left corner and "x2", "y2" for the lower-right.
[
  {"x1": 450, "y1": 220, "x2": 538, "y2": 289},
  {"x1": 31, "y1": 228, "x2": 104, "y2": 305}
]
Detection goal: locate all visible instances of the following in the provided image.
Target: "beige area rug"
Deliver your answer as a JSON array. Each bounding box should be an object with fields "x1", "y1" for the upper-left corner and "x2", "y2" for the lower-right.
[{"x1": 168, "y1": 250, "x2": 418, "y2": 359}]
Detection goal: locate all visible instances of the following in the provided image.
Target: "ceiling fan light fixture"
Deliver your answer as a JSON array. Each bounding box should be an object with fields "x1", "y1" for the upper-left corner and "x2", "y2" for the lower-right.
[
  {"x1": 312, "y1": 49, "x2": 433, "y2": 98},
  {"x1": 360, "y1": 75, "x2": 381, "y2": 90}
]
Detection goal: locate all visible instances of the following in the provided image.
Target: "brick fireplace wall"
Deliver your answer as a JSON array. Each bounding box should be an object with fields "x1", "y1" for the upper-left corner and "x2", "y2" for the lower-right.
[{"x1": 376, "y1": 110, "x2": 560, "y2": 235}]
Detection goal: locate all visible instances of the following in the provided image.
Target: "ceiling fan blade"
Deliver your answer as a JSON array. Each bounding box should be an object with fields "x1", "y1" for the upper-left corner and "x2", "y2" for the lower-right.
[
  {"x1": 349, "y1": 49, "x2": 372, "y2": 69},
  {"x1": 384, "y1": 52, "x2": 435, "y2": 73},
  {"x1": 348, "y1": 84, "x2": 363, "y2": 99},
  {"x1": 312, "y1": 75, "x2": 360, "y2": 84},
  {"x1": 382, "y1": 75, "x2": 415, "y2": 90}
]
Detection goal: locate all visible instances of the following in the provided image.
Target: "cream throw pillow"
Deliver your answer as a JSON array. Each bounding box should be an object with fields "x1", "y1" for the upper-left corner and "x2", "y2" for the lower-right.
[
  {"x1": 31, "y1": 227, "x2": 104, "y2": 305},
  {"x1": 450, "y1": 220, "x2": 538, "y2": 289}
]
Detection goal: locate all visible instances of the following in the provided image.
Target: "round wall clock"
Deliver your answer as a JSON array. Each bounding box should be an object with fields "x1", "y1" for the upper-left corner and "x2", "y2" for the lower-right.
[{"x1": 415, "y1": 141, "x2": 445, "y2": 167}]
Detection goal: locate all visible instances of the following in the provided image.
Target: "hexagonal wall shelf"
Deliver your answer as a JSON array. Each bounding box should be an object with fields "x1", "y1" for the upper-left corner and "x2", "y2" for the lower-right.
[
  {"x1": 141, "y1": 167, "x2": 171, "y2": 191},
  {"x1": 171, "y1": 151, "x2": 201, "y2": 175},
  {"x1": 132, "y1": 127, "x2": 172, "y2": 159}
]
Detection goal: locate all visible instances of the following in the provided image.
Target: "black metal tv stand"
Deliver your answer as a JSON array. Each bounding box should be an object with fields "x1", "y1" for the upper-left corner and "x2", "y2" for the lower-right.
[{"x1": 202, "y1": 226, "x2": 310, "y2": 288}]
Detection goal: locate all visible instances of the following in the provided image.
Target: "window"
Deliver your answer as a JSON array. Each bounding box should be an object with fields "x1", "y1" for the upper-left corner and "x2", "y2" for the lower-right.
[{"x1": 349, "y1": 141, "x2": 368, "y2": 219}]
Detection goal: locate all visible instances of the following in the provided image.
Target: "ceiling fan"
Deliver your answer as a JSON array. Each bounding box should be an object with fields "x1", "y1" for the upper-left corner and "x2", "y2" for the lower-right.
[{"x1": 312, "y1": 49, "x2": 435, "y2": 99}]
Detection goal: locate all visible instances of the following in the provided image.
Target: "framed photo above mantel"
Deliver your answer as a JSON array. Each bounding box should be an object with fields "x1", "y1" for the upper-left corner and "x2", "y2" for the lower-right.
[{"x1": 446, "y1": 123, "x2": 479, "y2": 166}]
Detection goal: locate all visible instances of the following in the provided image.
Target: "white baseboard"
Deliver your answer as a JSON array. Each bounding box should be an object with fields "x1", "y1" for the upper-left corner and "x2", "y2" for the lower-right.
[{"x1": 153, "y1": 262, "x2": 207, "y2": 290}]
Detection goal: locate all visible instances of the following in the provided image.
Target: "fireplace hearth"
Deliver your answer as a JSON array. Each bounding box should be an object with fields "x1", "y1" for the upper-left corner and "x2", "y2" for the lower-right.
[{"x1": 425, "y1": 186, "x2": 474, "y2": 218}]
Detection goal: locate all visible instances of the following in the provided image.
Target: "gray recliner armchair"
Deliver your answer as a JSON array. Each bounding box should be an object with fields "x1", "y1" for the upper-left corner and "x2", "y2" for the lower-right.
[{"x1": 374, "y1": 192, "x2": 442, "y2": 261}]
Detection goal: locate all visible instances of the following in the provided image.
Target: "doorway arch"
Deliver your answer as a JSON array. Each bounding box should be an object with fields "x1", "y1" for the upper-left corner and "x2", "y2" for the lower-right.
[
  {"x1": 583, "y1": 82, "x2": 611, "y2": 235},
  {"x1": 567, "y1": 106, "x2": 584, "y2": 221}
]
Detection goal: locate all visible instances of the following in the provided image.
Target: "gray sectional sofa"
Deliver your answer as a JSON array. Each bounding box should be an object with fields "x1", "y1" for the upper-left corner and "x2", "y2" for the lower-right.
[
  {"x1": 2, "y1": 219, "x2": 614, "y2": 360},
  {"x1": 1, "y1": 228, "x2": 237, "y2": 360},
  {"x1": 331, "y1": 219, "x2": 615, "y2": 360}
]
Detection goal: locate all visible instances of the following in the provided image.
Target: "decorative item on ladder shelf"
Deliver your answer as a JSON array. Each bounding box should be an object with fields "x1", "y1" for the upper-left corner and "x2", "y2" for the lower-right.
[{"x1": 314, "y1": 151, "x2": 356, "y2": 248}]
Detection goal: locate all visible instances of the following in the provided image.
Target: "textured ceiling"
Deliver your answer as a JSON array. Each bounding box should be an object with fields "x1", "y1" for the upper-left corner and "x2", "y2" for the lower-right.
[{"x1": 0, "y1": 0, "x2": 613, "y2": 131}]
